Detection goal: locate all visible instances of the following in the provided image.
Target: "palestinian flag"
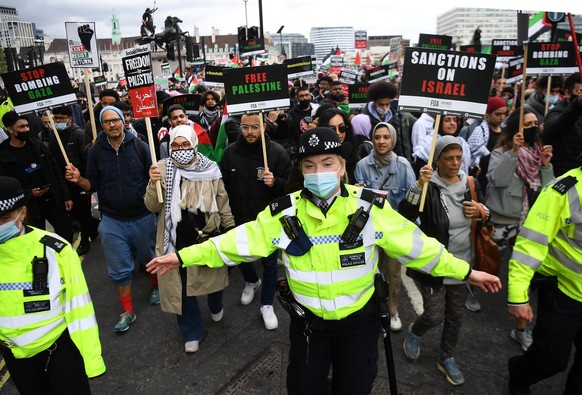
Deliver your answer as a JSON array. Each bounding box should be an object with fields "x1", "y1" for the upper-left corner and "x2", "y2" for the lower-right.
[
  {"x1": 366, "y1": 52, "x2": 372, "y2": 65},
  {"x1": 214, "y1": 104, "x2": 230, "y2": 163},
  {"x1": 354, "y1": 51, "x2": 361, "y2": 65}
]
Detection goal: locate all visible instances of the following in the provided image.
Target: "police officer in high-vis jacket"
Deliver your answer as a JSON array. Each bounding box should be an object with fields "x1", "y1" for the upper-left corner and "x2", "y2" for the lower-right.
[
  {"x1": 507, "y1": 167, "x2": 582, "y2": 395},
  {"x1": 0, "y1": 176, "x2": 105, "y2": 394},
  {"x1": 147, "y1": 127, "x2": 501, "y2": 395}
]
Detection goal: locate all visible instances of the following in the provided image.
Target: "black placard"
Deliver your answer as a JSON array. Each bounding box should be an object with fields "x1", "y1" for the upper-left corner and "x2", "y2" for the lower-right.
[
  {"x1": 491, "y1": 39, "x2": 524, "y2": 60},
  {"x1": 240, "y1": 37, "x2": 266, "y2": 58},
  {"x1": 365, "y1": 65, "x2": 391, "y2": 82},
  {"x1": 1, "y1": 62, "x2": 76, "y2": 114},
  {"x1": 223, "y1": 64, "x2": 290, "y2": 115},
  {"x1": 284, "y1": 56, "x2": 313, "y2": 79},
  {"x1": 459, "y1": 45, "x2": 479, "y2": 53},
  {"x1": 348, "y1": 83, "x2": 369, "y2": 110},
  {"x1": 161, "y1": 94, "x2": 202, "y2": 122},
  {"x1": 417, "y1": 34, "x2": 453, "y2": 50},
  {"x1": 398, "y1": 47, "x2": 496, "y2": 118},
  {"x1": 505, "y1": 56, "x2": 524, "y2": 84},
  {"x1": 527, "y1": 41, "x2": 579, "y2": 76},
  {"x1": 204, "y1": 65, "x2": 225, "y2": 88},
  {"x1": 339, "y1": 68, "x2": 359, "y2": 85}
]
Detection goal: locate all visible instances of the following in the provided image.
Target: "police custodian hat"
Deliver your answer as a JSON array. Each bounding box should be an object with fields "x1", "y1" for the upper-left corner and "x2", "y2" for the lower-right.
[
  {"x1": 296, "y1": 127, "x2": 350, "y2": 159},
  {"x1": 0, "y1": 176, "x2": 29, "y2": 216}
]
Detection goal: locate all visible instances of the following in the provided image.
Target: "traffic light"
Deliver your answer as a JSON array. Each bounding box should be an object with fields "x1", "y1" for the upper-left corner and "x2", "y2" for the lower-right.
[
  {"x1": 185, "y1": 36, "x2": 196, "y2": 62},
  {"x1": 193, "y1": 44, "x2": 200, "y2": 59},
  {"x1": 248, "y1": 26, "x2": 259, "y2": 40}
]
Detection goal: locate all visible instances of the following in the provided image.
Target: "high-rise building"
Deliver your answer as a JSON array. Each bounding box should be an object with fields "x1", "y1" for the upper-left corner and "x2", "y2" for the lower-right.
[
  {"x1": 310, "y1": 27, "x2": 354, "y2": 62},
  {"x1": 276, "y1": 33, "x2": 314, "y2": 58},
  {"x1": 437, "y1": 8, "x2": 582, "y2": 47},
  {"x1": 0, "y1": 6, "x2": 35, "y2": 51}
]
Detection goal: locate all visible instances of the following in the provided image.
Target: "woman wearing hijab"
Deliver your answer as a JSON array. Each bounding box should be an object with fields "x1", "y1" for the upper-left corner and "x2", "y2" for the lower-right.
[
  {"x1": 486, "y1": 109, "x2": 554, "y2": 353},
  {"x1": 354, "y1": 122, "x2": 416, "y2": 332},
  {"x1": 145, "y1": 124, "x2": 235, "y2": 353}
]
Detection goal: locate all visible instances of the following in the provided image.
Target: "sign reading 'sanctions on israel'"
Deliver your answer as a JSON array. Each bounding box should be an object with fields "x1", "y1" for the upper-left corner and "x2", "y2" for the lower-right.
[
  {"x1": 399, "y1": 47, "x2": 496, "y2": 118},
  {"x1": 223, "y1": 65, "x2": 290, "y2": 115}
]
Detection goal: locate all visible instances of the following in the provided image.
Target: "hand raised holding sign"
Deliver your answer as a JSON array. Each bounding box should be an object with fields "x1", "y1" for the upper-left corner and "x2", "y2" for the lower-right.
[{"x1": 512, "y1": 131, "x2": 524, "y2": 153}]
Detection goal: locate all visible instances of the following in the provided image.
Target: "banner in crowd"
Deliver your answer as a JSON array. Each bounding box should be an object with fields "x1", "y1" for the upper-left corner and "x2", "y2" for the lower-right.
[
  {"x1": 204, "y1": 65, "x2": 225, "y2": 88},
  {"x1": 223, "y1": 64, "x2": 290, "y2": 115},
  {"x1": 365, "y1": 64, "x2": 391, "y2": 82},
  {"x1": 417, "y1": 34, "x2": 452, "y2": 50},
  {"x1": 505, "y1": 56, "x2": 524, "y2": 84},
  {"x1": 121, "y1": 44, "x2": 158, "y2": 118},
  {"x1": 329, "y1": 55, "x2": 344, "y2": 75},
  {"x1": 339, "y1": 68, "x2": 359, "y2": 85},
  {"x1": 355, "y1": 31, "x2": 368, "y2": 49},
  {"x1": 459, "y1": 45, "x2": 479, "y2": 53},
  {"x1": 65, "y1": 22, "x2": 99, "y2": 68},
  {"x1": 161, "y1": 94, "x2": 202, "y2": 122},
  {"x1": 348, "y1": 83, "x2": 369, "y2": 110},
  {"x1": 388, "y1": 37, "x2": 401, "y2": 63},
  {"x1": 491, "y1": 39, "x2": 524, "y2": 61},
  {"x1": 399, "y1": 47, "x2": 496, "y2": 118},
  {"x1": 93, "y1": 75, "x2": 107, "y2": 86},
  {"x1": 240, "y1": 37, "x2": 266, "y2": 58},
  {"x1": 1, "y1": 62, "x2": 77, "y2": 114},
  {"x1": 285, "y1": 56, "x2": 314, "y2": 79},
  {"x1": 526, "y1": 41, "x2": 578, "y2": 75}
]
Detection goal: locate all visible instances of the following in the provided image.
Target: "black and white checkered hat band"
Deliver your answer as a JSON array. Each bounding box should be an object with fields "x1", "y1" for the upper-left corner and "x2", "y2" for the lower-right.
[
  {"x1": 324, "y1": 141, "x2": 341, "y2": 150},
  {"x1": 0, "y1": 193, "x2": 24, "y2": 213}
]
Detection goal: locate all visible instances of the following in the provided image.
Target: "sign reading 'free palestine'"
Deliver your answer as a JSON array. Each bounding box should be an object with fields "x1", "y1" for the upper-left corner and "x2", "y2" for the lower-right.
[{"x1": 223, "y1": 64, "x2": 290, "y2": 115}]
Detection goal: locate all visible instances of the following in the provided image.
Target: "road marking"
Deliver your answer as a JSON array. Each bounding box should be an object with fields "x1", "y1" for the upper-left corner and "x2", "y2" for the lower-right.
[{"x1": 401, "y1": 269, "x2": 424, "y2": 316}]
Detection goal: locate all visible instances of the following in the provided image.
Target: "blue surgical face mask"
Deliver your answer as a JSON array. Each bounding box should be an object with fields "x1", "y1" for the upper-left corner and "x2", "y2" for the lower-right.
[
  {"x1": 54, "y1": 123, "x2": 67, "y2": 131},
  {"x1": 303, "y1": 168, "x2": 340, "y2": 199},
  {"x1": 0, "y1": 210, "x2": 22, "y2": 244},
  {"x1": 546, "y1": 95, "x2": 559, "y2": 105}
]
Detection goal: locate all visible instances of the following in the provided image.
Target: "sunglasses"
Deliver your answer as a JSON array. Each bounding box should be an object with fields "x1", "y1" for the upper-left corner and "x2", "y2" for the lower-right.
[{"x1": 331, "y1": 124, "x2": 348, "y2": 134}]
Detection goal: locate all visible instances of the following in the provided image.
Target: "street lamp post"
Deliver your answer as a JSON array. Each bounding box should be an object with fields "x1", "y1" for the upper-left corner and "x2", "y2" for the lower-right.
[
  {"x1": 243, "y1": 0, "x2": 249, "y2": 28},
  {"x1": 277, "y1": 25, "x2": 285, "y2": 55}
]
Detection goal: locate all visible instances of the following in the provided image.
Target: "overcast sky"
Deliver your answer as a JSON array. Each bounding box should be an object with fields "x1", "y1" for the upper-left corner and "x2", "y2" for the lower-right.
[{"x1": 5, "y1": 0, "x2": 579, "y2": 42}]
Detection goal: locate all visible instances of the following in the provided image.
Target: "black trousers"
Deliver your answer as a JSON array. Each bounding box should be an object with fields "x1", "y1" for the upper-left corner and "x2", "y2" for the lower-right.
[
  {"x1": 2, "y1": 330, "x2": 91, "y2": 395},
  {"x1": 68, "y1": 186, "x2": 96, "y2": 242},
  {"x1": 509, "y1": 286, "x2": 582, "y2": 394},
  {"x1": 27, "y1": 198, "x2": 73, "y2": 243},
  {"x1": 287, "y1": 298, "x2": 380, "y2": 395}
]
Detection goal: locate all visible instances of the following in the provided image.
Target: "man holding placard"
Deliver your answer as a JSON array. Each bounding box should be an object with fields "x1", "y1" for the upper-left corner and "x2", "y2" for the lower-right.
[{"x1": 65, "y1": 105, "x2": 157, "y2": 333}]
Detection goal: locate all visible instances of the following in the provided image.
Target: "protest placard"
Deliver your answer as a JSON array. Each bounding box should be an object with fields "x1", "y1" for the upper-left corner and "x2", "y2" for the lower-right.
[
  {"x1": 121, "y1": 44, "x2": 158, "y2": 119},
  {"x1": 339, "y1": 68, "x2": 359, "y2": 85},
  {"x1": 526, "y1": 41, "x2": 578, "y2": 75},
  {"x1": 505, "y1": 56, "x2": 524, "y2": 84},
  {"x1": 365, "y1": 65, "x2": 391, "y2": 82},
  {"x1": 204, "y1": 65, "x2": 225, "y2": 88},
  {"x1": 398, "y1": 47, "x2": 496, "y2": 118},
  {"x1": 348, "y1": 83, "x2": 369, "y2": 110},
  {"x1": 65, "y1": 22, "x2": 99, "y2": 68},
  {"x1": 355, "y1": 31, "x2": 367, "y2": 49},
  {"x1": 161, "y1": 94, "x2": 202, "y2": 122},
  {"x1": 223, "y1": 65, "x2": 290, "y2": 115},
  {"x1": 1, "y1": 62, "x2": 77, "y2": 114},
  {"x1": 285, "y1": 56, "x2": 314, "y2": 79},
  {"x1": 491, "y1": 39, "x2": 524, "y2": 61},
  {"x1": 417, "y1": 34, "x2": 453, "y2": 50}
]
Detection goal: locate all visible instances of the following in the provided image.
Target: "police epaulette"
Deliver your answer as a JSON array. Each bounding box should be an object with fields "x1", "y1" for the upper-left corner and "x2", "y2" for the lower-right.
[
  {"x1": 269, "y1": 194, "x2": 293, "y2": 216},
  {"x1": 41, "y1": 235, "x2": 67, "y2": 253},
  {"x1": 360, "y1": 188, "x2": 386, "y2": 208},
  {"x1": 552, "y1": 175, "x2": 578, "y2": 195}
]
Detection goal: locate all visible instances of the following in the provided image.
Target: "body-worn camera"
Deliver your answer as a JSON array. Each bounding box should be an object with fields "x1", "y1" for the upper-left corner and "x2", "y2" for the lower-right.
[{"x1": 280, "y1": 215, "x2": 302, "y2": 240}]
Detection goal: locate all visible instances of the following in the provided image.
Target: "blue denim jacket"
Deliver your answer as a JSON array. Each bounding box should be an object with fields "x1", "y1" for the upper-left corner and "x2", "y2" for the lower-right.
[{"x1": 354, "y1": 151, "x2": 416, "y2": 209}]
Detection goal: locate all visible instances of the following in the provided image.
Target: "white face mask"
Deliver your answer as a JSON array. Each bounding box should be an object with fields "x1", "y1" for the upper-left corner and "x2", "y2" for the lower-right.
[
  {"x1": 0, "y1": 209, "x2": 22, "y2": 244},
  {"x1": 303, "y1": 167, "x2": 341, "y2": 199}
]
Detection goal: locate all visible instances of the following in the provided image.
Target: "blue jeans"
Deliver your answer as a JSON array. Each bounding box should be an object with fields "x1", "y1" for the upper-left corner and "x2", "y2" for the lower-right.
[
  {"x1": 237, "y1": 251, "x2": 279, "y2": 306},
  {"x1": 176, "y1": 267, "x2": 223, "y2": 342},
  {"x1": 98, "y1": 213, "x2": 156, "y2": 286}
]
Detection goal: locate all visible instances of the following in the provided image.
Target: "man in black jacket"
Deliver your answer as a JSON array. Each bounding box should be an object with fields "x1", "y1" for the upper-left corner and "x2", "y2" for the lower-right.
[
  {"x1": 51, "y1": 105, "x2": 97, "y2": 254},
  {"x1": 542, "y1": 72, "x2": 582, "y2": 177},
  {"x1": 0, "y1": 111, "x2": 73, "y2": 242},
  {"x1": 220, "y1": 112, "x2": 291, "y2": 330}
]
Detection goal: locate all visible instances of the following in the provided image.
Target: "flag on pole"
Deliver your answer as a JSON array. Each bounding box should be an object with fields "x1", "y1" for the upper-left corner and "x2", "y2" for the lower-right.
[
  {"x1": 366, "y1": 52, "x2": 372, "y2": 65},
  {"x1": 174, "y1": 66, "x2": 181, "y2": 79},
  {"x1": 354, "y1": 51, "x2": 361, "y2": 65},
  {"x1": 214, "y1": 104, "x2": 230, "y2": 163}
]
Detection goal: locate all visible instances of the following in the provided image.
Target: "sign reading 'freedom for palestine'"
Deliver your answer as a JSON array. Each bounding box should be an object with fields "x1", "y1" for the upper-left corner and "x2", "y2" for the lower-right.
[{"x1": 399, "y1": 47, "x2": 496, "y2": 118}]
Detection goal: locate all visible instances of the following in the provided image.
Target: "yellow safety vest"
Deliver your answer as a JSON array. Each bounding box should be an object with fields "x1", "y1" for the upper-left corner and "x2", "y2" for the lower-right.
[
  {"x1": 0, "y1": 228, "x2": 106, "y2": 378},
  {"x1": 508, "y1": 167, "x2": 582, "y2": 304}
]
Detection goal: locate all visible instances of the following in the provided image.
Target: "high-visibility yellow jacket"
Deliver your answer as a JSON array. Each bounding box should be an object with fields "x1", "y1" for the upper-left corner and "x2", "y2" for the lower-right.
[
  {"x1": 508, "y1": 167, "x2": 582, "y2": 305},
  {"x1": 179, "y1": 185, "x2": 471, "y2": 320},
  {"x1": 0, "y1": 228, "x2": 106, "y2": 378}
]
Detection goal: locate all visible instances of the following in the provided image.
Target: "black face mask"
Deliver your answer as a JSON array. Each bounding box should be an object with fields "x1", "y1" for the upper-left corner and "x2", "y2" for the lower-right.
[
  {"x1": 299, "y1": 99, "x2": 311, "y2": 110},
  {"x1": 14, "y1": 131, "x2": 30, "y2": 142},
  {"x1": 329, "y1": 93, "x2": 344, "y2": 102},
  {"x1": 523, "y1": 126, "x2": 539, "y2": 146}
]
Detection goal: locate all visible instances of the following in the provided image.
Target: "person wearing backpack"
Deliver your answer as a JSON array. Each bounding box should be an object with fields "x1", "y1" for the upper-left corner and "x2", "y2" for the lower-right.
[{"x1": 65, "y1": 106, "x2": 159, "y2": 333}]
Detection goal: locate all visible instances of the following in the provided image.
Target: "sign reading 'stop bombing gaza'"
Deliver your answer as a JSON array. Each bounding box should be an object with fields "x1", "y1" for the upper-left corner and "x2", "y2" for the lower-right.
[
  {"x1": 223, "y1": 64, "x2": 290, "y2": 115},
  {"x1": 1, "y1": 62, "x2": 76, "y2": 114},
  {"x1": 399, "y1": 47, "x2": 496, "y2": 118},
  {"x1": 121, "y1": 44, "x2": 158, "y2": 118},
  {"x1": 526, "y1": 41, "x2": 578, "y2": 76}
]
